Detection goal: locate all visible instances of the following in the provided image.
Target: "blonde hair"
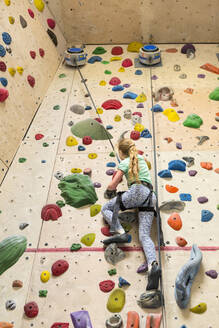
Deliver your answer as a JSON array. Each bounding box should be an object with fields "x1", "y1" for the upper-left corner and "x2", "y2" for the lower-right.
[{"x1": 118, "y1": 138, "x2": 140, "y2": 183}]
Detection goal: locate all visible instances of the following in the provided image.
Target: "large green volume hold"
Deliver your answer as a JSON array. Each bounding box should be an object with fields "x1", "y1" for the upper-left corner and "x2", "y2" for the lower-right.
[{"x1": 0, "y1": 235, "x2": 27, "y2": 276}]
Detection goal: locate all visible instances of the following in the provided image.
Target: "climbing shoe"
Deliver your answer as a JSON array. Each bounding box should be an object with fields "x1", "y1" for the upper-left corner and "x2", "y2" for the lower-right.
[
  {"x1": 103, "y1": 233, "x2": 132, "y2": 245},
  {"x1": 146, "y1": 261, "x2": 161, "y2": 290}
]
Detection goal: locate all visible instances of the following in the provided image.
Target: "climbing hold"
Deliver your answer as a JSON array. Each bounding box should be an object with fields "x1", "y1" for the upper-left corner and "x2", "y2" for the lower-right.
[
  {"x1": 134, "y1": 123, "x2": 145, "y2": 132},
  {"x1": 106, "y1": 314, "x2": 122, "y2": 328},
  {"x1": 183, "y1": 114, "x2": 203, "y2": 128},
  {"x1": 17, "y1": 66, "x2": 24, "y2": 75},
  {"x1": 122, "y1": 58, "x2": 133, "y2": 67},
  {"x1": 28, "y1": 8, "x2": 35, "y2": 18},
  {"x1": 104, "y1": 70, "x2": 112, "y2": 74},
  {"x1": 182, "y1": 157, "x2": 194, "y2": 167},
  {"x1": 209, "y1": 87, "x2": 219, "y2": 100},
  {"x1": 96, "y1": 107, "x2": 103, "y2": 114},
  {"x1": 88, "y1": 56, "x2": 102, "y2": 64},
  {"x1": 40, "y1": 270, "x2": 50, "y2": 282},
  {"x1": 34, "y1": 0, "x2": 45, "y2": 11},
  {"x1": 71, "y1": 168, "x2": 82, "y2": 173},
  {"x1": 0, "y1": 323, "x2": 13, "y2": 328},
  {"x1": 53, "y1": 105, "x2": 60, "y2": 110},
  {"x1": 99, "y1": 280, "x2": 115, "y2": 293},
  {"x1": 56, "y1": 200, "x2": 65, "y2": 208},
  {"x1": 107, "y1": 162, "x2": 116, "y2": 168},
  {"x1": 137, "y1": 290, "x2": 163, "y2": 309},
  {"x1": 179, "y1": 74, "x2": 187, "y2": 79},
  {"x1": 197, "y1": 196, "x2": 208, "y2": 204},
  {"x1": 39, "y1": 290, "x2": 48, "y2": 297},
  {"x1": 24, "y1": 301, "x2": 39, "y2": 318},
  {"x1": 81, "y1": 233, "x2": 96, "y2": 246},
  {"x1": 175, "y1": 244, "x2": 202, "y2": 309},
  {"x1": 113, "y1": 114, "x2": 121, "y2": 122},
  {"x1": 52, "y1": 259, "x2": 69, "y2": 276},
  {"x1": 127, "y1": 42, "x2": 143, "y2": 52},
  {"x1": 211, "y1": 125, "x2": 218, "y2": 129},
  {"x1": 111, "y1": 46, "x2": 123, "y2": 55},
  {"x1": 181, "y1": 43, "x2": 196, "y2": 54},
  {"x1": 8, "y1": 67, "x2": 16, "y2": 76},
  {"x1": 190, "y1": 303, "x2": 207, "y2": 314},
  {"x1": 88, "y1": 153, "x2": 97, "y2": 159},
  {"x1": 82, "y1": 136, "x2": 92, "y2": 145},
  {"x1": 102, "y1": 99, "x2": 122, "y2": 110},
  {"x1": 164, "y1": 137, "x2": 173, "y2": 143},
  {"x1": 140, "y1": 129, "x2": 152, "y2": 139},
  {"x1": 123, "y1": 91, "x2": 137, "y2": 99},
  {"x1": 136, "y1": 93, "x2": 147, "y2": 102},
  {"x1": 196, "y1": 136, "x2": 209, "y2": 145},
  {"x1": 205, "y1": 270, "x2": 218, "y2": 279},
  {"x1": 167, "y1": 213, "x2": 182, "y2": 231},
  {"x1": 2, "y1": 33, "x2": 11, "y2": 45},
  {"x1": 8, "y1": 16, "x2": 15, "y2": 24},
  {"x1": 39, "y1": 48, "x2": 45, "y2": 57},
  {"x1": 201, "y1": 210, "x2": 213, "y2": 222},
  {"x1": 101, "y1": 226, "x2": 111, "y2": 237},
  {"x1": 90, "y1": 204, "x2": 101, "y2": 217},
  {"x1": 215, "y1": 168, "x2": 219, "y2": 174},
  {"x1": 70, "y1": 104, "x2": 85, "y2": 114},
  {"x1": 106, "y1": 169, "x2": 115, "y2": 176},
  {"x1": 135, "y1": 69, "x2": 143, "y2": 75},
  {"x1": 0, "y1": 45, "x2": 6, "y2": 57},
  {"x1": 47, "y1": 29, "x2": 58, "y2": 46},
  {"x1": 133, "y1": 112, "x2": 142, "y2": 117},
  {"x1": 71, "y1": 311, "x2": 93, "y2": 328},
  {"x1": 35, "y1": 133, "x2": 44, "y2": 140},
  {"x1": 118, "y1": 67, "x2": 125, "y2": 72},
  {"x1": 30, "y1": 51, "x2": 36, "y2": 59},
  {"x1": 93, "y1": 46, "x2": 106, "y2": 54},
  {"x1": 111, "y1": 57, "x2": 122, "y2": 62},
  {"x1": 180, "y1": 193, "x2": 192, "y2": 201},
  {"x1": 175, "y1": 237, "x2": 187, "y2": 247},
  {"x1": 12, "y1": 280, "x2": 23, "y2": 288},
  {"x1": 153, "y1": 87, "x2": 174, "y2": 101},
  {"x1": 41, "y1": 204, "x2": 62, "y2": 221},
  {"x1": 176, "y1": 142, "x2": 182, "y2": 149},
  {"x1": 108, "y1": 268, "x2": 117, "y2": 276},
  {"x1": 66, "y1": 136, "x2": 78, "y2": 146},
  {"x1": 0, "y1": 88, "x2": 8, "y2": 102},
  {"x1": 137, "y1": 262, "x2": 148, "y2": 273},
  {"x1": 200, "y1": 63, "x2": 219, "y2": 74},
  {"x1": 20, "y1": 15, "x2": 27, "y2": 28},
  {"x1": 109, "y1": 77, "x2": 121, "y2": 86},
  {"x1": 93, "y1": 182, "x2": 101, "y2": 188},
  {"x1": 5, "y1": 300, "x2": 16, "y2": 310},
  {"x1": 126, "y1": 311, "x2": 139, "y2": 328},
  {"x1": 158, "y1": 169, "x2": 172, "y2": 178},
  {"x1": 112, "y1": 85, "x2": 124, "y2": 91},
  {"x1": 107, "y1": 289, "x2": 125, "y2": 313},
  {"x1": 145, "y1": 313, "x2": 162, "y2": 328},
  {"x1": 168, "y1": 160, "x2": 186, "y2": 171},
  {"x1": 54, "y1": 171, "x2": 64, "y2": 180},
  {"x1": 104, "y1": 243, "x2": 125, "y2": 265},
  {"x1": 170, "y1": 99, "x2": 179, "y2": 107},
  {"x1": 159, "y1": 200, "x2": 185, "y2": 212},
  {"x1": 151, "y1": 104, "x2": 163, "y2": 112},
  {"x1": 166, "y1": 48, "x2": 178, "y2": 53},
  {"x1": 163, "y1": 108, "x2": 180, "y2": 122},
  {"x1": 4, "y1": 0, "x2": 10, "y2": 5},
  {"x1": 0, "y1": 61, "x2": 6, "y2": 72},
  {"x1": 118, "y1": 277, "x2": 130, "y2": 288},
  {"x1": 70, "y1": 243, "x2": 81, "y2": 251},
  {"x1": 51, "y1": 324, "x2": 69, "y2": 328},
  {"x1": 189, "y1": 170, "x2": 197, "y2": 176},
  {"x1": 184, "y1": 88, "x2": 194, "y2": 94},
  {"x1": 18, "y1": 157, "x2": 26, "y2": 163},
  {"x1": 165, "y1": 185, "x2": 179, "y2": 193},
  {"x1": 130, "y1": 130, "x2": 140, "y2": 140},
  {"x1": 60, "y1": 88, "x2": 66, "y2": 92},
  {"x1": 27, "y1": 75, "x2": 35, "y2": 87},
  {"x1": 71, "y1": 118, "x2": 113, "y2": 140},
  {"x1": 83, "y1": 168, "x2": 92, "y2": 176},
  {"x1": 47, "y1": 18, "x2": 56, "y2": 29},
  {"x1": 99, "y1": 80, "x2": 106, "y2": 86},
  {"x1": 200, "y1": 162, "x2": 213, "y2": 170}
]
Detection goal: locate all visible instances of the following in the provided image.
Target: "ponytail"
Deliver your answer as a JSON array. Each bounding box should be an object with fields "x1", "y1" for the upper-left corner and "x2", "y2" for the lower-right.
[{"x1": 118, "y1": 138, "x2": 140, "y2": 183}]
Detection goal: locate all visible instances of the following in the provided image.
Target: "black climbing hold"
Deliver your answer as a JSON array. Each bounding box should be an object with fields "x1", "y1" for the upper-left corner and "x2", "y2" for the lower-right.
[
  {"x1": 47, "y1": 29, "x2": 58, "y2": 47},
  {"x1": 20, "y1": 15, "x2": 27, "y2": 28}
]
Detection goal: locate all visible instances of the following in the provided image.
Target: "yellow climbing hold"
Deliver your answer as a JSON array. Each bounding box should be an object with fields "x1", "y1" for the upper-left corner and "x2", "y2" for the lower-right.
[
  {"x1": 90, "y1": 204, "x2": 101, "y2": 217},
  {"x1": 136, "y1": 93, "x2": 147, "y2": 102},
  {"x1": 17, "y1": 67, "x2": 24, "y2": 75},
  {"x1": 34, "y1": 0, "x2": 45, "y2": 12},
  {"x1": 80, "y1": 233, "x2": 96, "y2": 246},
  {"x1": 127, "y1": 41, "x2": 143, "y2": 52},
  {"x1": 96, "y1": 107, "x2": 103, "y2": 114},
  {"x1": 190, "y1": 303, "x2": 207, "y2": 314},
  {"x1": 71, "y1": 168, "x2": 82, "y2": 174},
  {"x1": 118, "y1": 67, "x2": 125, "y2": 72},
  {"x1": 163, "y1": 108, "x2": 180, "y2": 122},
  {"x1": 88, "y1": 153, "x2": 97, "y2": 159},
  {"x1": 99, "y1": 80, "x2": 106, "y2": 86},
  {"x1": 107, "y1": 288, "x2": 126, "y2": 313},
  {"x1": 110, "y1": 56, "x2": 122, "y2": 61},
  {"x1": 134, "y1": 123, "x2": 145, "y2": 132},
  {"x1": 40, "y1": 270, "x2": 50, "y2": 283},
  {"x1": 8, "y1": 16, "x2": 15, "y2": 24},
  {"x1": 4, "y1": 0, "x2": 10, "y2": 6},
  {"x1": 8, "y1": 68, "x2": 16, "y2": 77},
  {"x1": 66, "y1": 136, "x2": 78, "y2": 146},
  {"x1": 114, "y1": 115, "x2": 121, "y2": 122}
]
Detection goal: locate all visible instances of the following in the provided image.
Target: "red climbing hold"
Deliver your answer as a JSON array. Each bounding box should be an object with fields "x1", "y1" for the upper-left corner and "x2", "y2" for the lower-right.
[
  {"x1": 167, "y1": 213, "x2": 182, "y2": 231},
  {"x1": 102, "y1": 99, "x2": 122, "y2": 110},
  {"x1": 51, "y1": 324, "x2": 69, "y2": 328},
  {"x1": 122, "y1": 58, "x2": 133, "y2": 67},
  {"x1": 109, "y1": 77, "x2": 121, "y2": 86},
  {"x1": 99, "y1": 280, "x2": 115, "y2": 293},
  {"x1": 51, "y1": 260, "x2": 69, "y2": 276},
  {"x1": 27, "y1": 75, "x2": 35, "y2": 88},
  {"x1": 41, "y1": 204, "x2": 62, "y2": 221},
  {"x1": 83, "y1": 136, "x2": 92, "y2": 145},
  {"x1": 28, "y1": 8, "x2": 34, "y2": 18},
  {"x1": 47, "y1": 18, "x2": 56, "y2": 29},
  {"x1": 101, "y1": 226, "x2": 112, "y2": 237},
  {"x1": 24, "y1": 301, "x2": 39, "y2": 318},
  {"x1": 35, "y1": 133, "x2": 44, "y2": 140},
  {"x1": 0, "y1": 89, "x2": 9, "y2": 102},
  {"x1": 0, "y1": 61, "x2": 7, "y2": 72},
  {"x1": 30, "y1": 51, "x2": 36, "y2": 59},
  {"x1": 138, "y1": 150, "x2": 144, "y2": 155},
  {"x1": 94, "y1": 117, "x2": 102, "y2": 123},
  {"x1": 39, "y1": 48, "x2": 45, "y2": 57},
  {"x1": 130, "y1": 130, "x2": 140, "y2": 140},
  {"x1": 133, "y1": 112, "x2": 142, "y2": 117},
  {"x1": 111, "y1": 46, "x2": 123, "y2": 55},
  {"x1": 175, "y1": 236, "x2": 187, "y2": 247}
]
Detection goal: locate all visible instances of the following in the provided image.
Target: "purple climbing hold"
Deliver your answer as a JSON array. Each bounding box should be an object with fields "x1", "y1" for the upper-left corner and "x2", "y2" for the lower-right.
[
  {"x1": 197, "y1": 196, "x2": 208, "y2": 204},
  {"x1": 188, "y1": 170, "x2": 197, "y2": 176},
  {"x1": 205, "y1": 270, "x2": 218, "y2": 279},
  {"x1": 151, "y1": 75, "x2": 158, "y2": 80},
  {"x1": 176, "y1": 143, "x2": 182, "y2": 149},
  {"x1": 137, "y1": 103, "x2": 144, "y2": 108},
  {"x1": 106, "y1": 169, "x2": 115, "y2": 176},
  {"x1": 181, "y1": 43, "x2": 196, "y2": 54},
  {"x1": 123, "y1": 84, "x2": 131, "y2": 88},
  {"x1": 177, "y1": 110, "x2": 184, "y2": 114},
  {"x1": 137, "y1": 262, "x2": 148, "y2": 273},
  {"x1": 93, "y1": 182, "x2": 101, "y2": 188},
  {"x1": 70, "y1": 310, "x2": 93, "y2": 328},
  {"x1": 197, "y1": 74, "x2": 205, "y2": 78},
  {"x1": 211, "y1": 125, "x2": 218, "y2": 129}
]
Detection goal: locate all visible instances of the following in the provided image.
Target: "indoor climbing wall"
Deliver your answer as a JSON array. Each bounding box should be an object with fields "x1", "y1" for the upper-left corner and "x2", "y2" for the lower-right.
[
  {"x1": 47, "y1": 0, "x2": 219, "y2": 44},
  {"x1": 0, "y1": 0, "x2": 66, "y2": 182},
  {"x1": 0, "y1": 43, "x2": 219, "y2": 328}
]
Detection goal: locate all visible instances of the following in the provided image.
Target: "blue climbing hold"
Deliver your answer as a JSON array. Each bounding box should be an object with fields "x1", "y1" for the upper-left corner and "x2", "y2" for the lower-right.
[
  {"x1": 180, "y1": 326, "x2": 187, "y2": 328},
  {"x1": 0, "y1": 77, "x2": 8, "y2": 87},
  {"x1": 0, "y1": 45, "x2": 6, "y2": 57},
  {"x1": 201, "y1": 210, "x2": 214, "y2": 222},
  {"x1": 141, "y1": 129, "x2": 152, "y2": 138},
  {"x1": 88, "y1": 56, "x2": 102, "y2": 64},
  {"x1": 151, "y1": 104, "x2": 164, "y2": 112},
  {"x1": 168, "y1": 160, "x2": 186, "y2": 171},
  {"x1": 158, "y1": 169, "x2": 172, "y2": 178},
  {"x1": 106, "y1": 125, "x2": 113, "y2": 130},
  {"x1": 123, "y1": 91, "x2": 138, "y2": 99},
  {"x1": 41, "y1": 160, "x2": 46, "y2": 163},
  {"x1": 78, "y1": 145, "x2": 86, "y2": 151},
  {"x1": 112, "y1": 85, "x2": 124, "y2": 91},
  {"x1": 2, "y1": 32, "x2": 12, "y2": 45},
  {"x1": 85, "y1": 106, "x2": 92, "y2": 110},
  {"x1": 118, "y1": 276, "x2": 131, "y2": 288},
  {"x1": 179, "y1": 193, "x2": 192, "y2": 201},
  {"x1": 135, "y1": 69, "x2": 143, "y2": 75},
  {"x1": 107, "y1": 162, "x2": 116, "y2": 167}
]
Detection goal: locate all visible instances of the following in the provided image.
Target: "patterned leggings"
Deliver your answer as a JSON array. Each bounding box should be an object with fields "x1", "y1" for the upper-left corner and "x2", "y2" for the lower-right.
[{"x1": 101, "y1": 184, "x2": 157, "y2": 265}]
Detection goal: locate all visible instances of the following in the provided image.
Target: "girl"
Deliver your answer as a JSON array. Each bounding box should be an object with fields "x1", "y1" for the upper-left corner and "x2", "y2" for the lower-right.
[{"x1": 101, "y1": 138, "x2": 161, "y2": 290}]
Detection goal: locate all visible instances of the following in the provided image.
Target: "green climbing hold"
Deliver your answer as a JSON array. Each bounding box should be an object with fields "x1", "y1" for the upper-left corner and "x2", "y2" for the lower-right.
[
  {"x1": 90, "y1": 204, "x2": 101, "y2": 217},
  {"x1": 107, "y1": 288, "x2": 126, "y2": 313},
  {"x1": 80, "y1": 233, "x2": 96, "y2": 246},
  {"x1": 190, "y1": 302, "x2": 207, "y2": 314},
  {"x1": 71, "y1": 119, "x2": 113, "y2": 140},
  {"x1": 60, "y1": 88, "x2": 66, "y2": 92},
  {"x1": 56, "y1": 200, "x2": 65, "y2": 208},
  {"x1": 53, "y1": 105, "x2": 60, "y2": 110},
  {"x1": 217, "y1": 204, "x2": 219, "y2": 210},
  {"x1": 104, "y1": 70, "x2": 112, "y2": 74},
  {"x1": 70, "y1": 243, "x2": 82, "y2": 251},
  {"x1": 108, "y1": 268, "x2": 117, "y2": 276},
  {"x1": 93, "y1": 47, "x2": 107, "y2": 55},
  {"x1": 58, "y1": 174, "x2": 98, "y2": 208},
  {"x1": 43, "y1": 142, "x2": 49, "y2": 147},
  {"x1": 59, "y1": 73, "x2": 66, "y2": 78},
  {"x1": 183, "y1": 114, "x2": 203, "y2": 128},
  {"x1": 19, "y1": 158, "x2": 26, "y2": 163},
  {"x1": 109, "y1": 152, "x2": 115, "y2": 157},
  {"x1": 102, "y1": 61, "x2": 110, "y2": 65},
  {"x1": 121, "y1": 222, "x2": 132, "y2": 233},
  {"x1": 39, "y1": 290, "x2": 48, "y2": 297},
  {"x1": 209, "y1": 87, "x2": 219, "y2": 100}
]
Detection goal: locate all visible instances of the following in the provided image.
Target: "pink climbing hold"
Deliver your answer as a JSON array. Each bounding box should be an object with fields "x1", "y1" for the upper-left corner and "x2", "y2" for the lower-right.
[
  {"x1": 27, "y1": 75, "x2": 35, "y2": 88},
  {"x1": 30, "y1": 51, "x2": 36, "y2": 59},
  {"x1": 133, "y1": 112, "x2": 142, "y2": 117},
  {"x1": 35, "y1": 133, "x2": 44, "y2": 140},
  {"x1": 24, "y1": 301, "x2": 39, "y2": 318},
  {"x1": 99, "y1": 280, "x2": 115, "y2": 293},
  {"x1": 41, "y1": 204, "x2": 62, "y2": 221},
  {"x1": 130, "y1": 130, "x2": 140, "y2": 140},
  {"x1": 28, "y1": 8, "x2": 35, "y2": 18},
  {"x1": 0, "y1": 61, "x2": 7, "y2": 72},
  {"x1": 122, "y1": 58, "x2": 133, "y2": 67},
  {"x1": 83, "y1": 136, "x2": 92, "y2": 145},
  {"x1": 102, "y1": 99, "x2": 122, "y2": 110},
  {"x1": 111, "y1": 46, "x2": 123, "y2": 55},
  {"x1": 51, "y1": 324, "x2": 69, "y2": 328},
  {"x1": 94, "y1": 117, "x2": 102, "y2": 123},
  {"x1": 52, "y1": 259, "x2": 69, "y2": 276},
  {"x1": 109, "y1": 77, "x2": 121, "y2": 86},
  {"x1": 47, "y1": 18, "x2": 56, "y2": 29},
  {"x1": 0, "y1": 88, "x2": 9, "y2": 102},
  {"x1": 101, "y1": 226, "x2": 112, "y2": 237},
  {"x1": 39, "y1": 48, "x2": 45, "y2": 57}
]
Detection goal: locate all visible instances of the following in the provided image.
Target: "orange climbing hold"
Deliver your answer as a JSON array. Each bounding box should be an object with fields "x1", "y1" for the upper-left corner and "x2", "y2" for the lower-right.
[
  {"x1": 0, "y1": 324, "x2": 13, "y2": 328},
  {"x1": 200, "y1": 162, "x2": 213, "y2": 170},
  {"x1": 170, "y1": 99, "x2": 178, "y2": 107},
  {"x1": 167, "y1": 213, "x2": 182, "y2": 231},
  {"x1": 184, "y1": 88, "x2": 194, "y2": 94},
  {"x1": 165, "y1": 185, "x2": 179, "y2": 193},
  {"x1": 164, "y1": 137, "x2": 173, "y2": 143},
  {"x1": 216, "y1": 112, "x2": 219, "y2": 116},
  {"x1": 200, "y1": 63, "x2": 219, "y2": 74},
  {"x1": 175, "y1": 236, "x2": 187, "y2": 247},
  {"x1": 214, "y1": 168, "x2": 219, "y2": 174},
  {"x1": 126, "y1": 311, "x2": 139, "y2": 328},
  {"x1": 146, "y1": 313, "x2": 162, "y2": 328}
]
